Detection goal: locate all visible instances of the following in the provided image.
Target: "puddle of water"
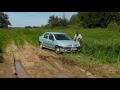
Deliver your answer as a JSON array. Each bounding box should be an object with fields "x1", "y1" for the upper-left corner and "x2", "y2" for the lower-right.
[{"x1": 15, "y1": 61, "x2": 28, "y2": 78}]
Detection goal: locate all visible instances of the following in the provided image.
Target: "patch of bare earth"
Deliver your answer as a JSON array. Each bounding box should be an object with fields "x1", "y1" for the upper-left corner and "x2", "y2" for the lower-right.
[
  {"x1": 84, "y1": 64, "x2": 120, "y2": 77},
  {"x1": 0, "y1": 45, "x2": 16, "y2": 78},
  {"x1": 2, "y1": 41, "x2": 120, "y2": 78}
]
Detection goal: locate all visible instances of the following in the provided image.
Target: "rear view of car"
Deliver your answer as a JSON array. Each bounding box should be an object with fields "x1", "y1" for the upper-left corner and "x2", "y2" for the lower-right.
[{"x1": 39, "y1": 32, "x2": 80, "y2": 54}]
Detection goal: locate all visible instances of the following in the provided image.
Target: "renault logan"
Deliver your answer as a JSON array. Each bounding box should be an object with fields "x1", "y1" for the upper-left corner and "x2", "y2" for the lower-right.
[{"x1": 39, "y1": 32, "x2": 80, "y2": 54}]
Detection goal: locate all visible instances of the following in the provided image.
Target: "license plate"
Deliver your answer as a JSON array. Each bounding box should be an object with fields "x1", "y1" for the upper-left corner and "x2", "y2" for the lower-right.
[{"x1": 71, "y1": 48, "x2": 77, "y2": 50}]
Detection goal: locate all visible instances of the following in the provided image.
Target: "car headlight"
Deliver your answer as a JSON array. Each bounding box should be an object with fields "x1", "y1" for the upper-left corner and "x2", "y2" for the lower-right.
[{"x1": 61, "y1": 44, "x2": 67, "y2": 47}]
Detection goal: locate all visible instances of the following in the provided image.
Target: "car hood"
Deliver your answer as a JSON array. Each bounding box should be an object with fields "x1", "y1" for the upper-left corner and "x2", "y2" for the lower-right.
[{"x1": 57, "y1": 40, "x2": 79, "y2": 45}]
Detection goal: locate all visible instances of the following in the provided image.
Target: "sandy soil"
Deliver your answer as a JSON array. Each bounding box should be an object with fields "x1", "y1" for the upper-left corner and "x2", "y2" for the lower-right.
[{"x1": 0, "y1": 41, "x2": 120, "y2": 78}]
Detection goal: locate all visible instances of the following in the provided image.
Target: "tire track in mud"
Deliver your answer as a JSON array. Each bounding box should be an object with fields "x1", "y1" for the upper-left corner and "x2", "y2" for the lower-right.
[{"x1": 6, "y1": 41, "x2": 115, "y2": 78}]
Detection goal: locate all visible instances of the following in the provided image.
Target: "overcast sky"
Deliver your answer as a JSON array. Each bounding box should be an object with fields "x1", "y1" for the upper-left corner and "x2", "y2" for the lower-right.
[{"x1": 5, "y1": 12, "x2": 77, "y2": 27}]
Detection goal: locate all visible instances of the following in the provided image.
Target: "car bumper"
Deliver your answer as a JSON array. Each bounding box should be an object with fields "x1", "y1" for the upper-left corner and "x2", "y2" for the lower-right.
[{"x1": 59, "y1": 47, "x2": 80, "y2": 52}]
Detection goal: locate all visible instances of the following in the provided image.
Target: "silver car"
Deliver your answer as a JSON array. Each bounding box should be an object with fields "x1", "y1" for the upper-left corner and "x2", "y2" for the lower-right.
[{"x1": 39, "y1": 32, "x2": 80, "y2": 54}]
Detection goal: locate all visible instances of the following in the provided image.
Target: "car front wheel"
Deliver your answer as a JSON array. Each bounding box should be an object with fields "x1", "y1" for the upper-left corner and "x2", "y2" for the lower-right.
[
  {"x1": 39, "y1": 42, "x2": 44, "y2": 49},
  {"x1": 55, "y1": 46, "x2": 61, "y2": 54}
]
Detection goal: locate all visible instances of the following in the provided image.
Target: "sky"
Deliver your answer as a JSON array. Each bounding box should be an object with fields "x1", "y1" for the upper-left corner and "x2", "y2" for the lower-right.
[{"x1": 5, "y1": 12, "x2": 77, "y2": 27}]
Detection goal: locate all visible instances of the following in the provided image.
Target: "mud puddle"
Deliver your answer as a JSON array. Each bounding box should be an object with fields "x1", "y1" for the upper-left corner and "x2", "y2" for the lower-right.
[{"x1": 15, "y1": 60, "x2": 29, "y2": 78}]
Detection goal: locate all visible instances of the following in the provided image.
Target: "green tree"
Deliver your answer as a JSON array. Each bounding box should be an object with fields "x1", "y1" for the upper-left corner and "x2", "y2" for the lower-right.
[
  {"x1": 48, "y1": 15, "x2": 59, "y2": 27},
  {"x1": 0, "y1": 12, "x2": 11, "y2": 28},
  {"x1": 48, "y1": 15, "x2": 68, "y2": 28},
  {"x1": 69, "y1": 13, "x2": 80, "y2": 25},
  {"x1": 61, "y1": 12, "x2": 68, "y2": 27},
  {"x1": 69, "y1": 12, "x2": 120, "y2": 28}
]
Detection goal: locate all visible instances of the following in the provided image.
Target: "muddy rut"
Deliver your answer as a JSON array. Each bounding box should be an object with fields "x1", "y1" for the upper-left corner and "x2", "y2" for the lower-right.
[
  {"x1": 2, "y1": 41, "x2": 120, "y2": 78},
  {"x1": 4, "y1": 42, "x2": 96, "y2": 78}
]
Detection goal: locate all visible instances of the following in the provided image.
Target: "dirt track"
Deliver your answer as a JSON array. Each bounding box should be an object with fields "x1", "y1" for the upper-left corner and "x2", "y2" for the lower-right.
[{"x1": 0, "y1": 42, "x2": 120, "y2": 78}]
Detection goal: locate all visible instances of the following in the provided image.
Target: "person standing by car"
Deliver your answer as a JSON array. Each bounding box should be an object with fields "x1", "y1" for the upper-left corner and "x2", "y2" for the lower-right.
[{"x1": 74, "y1": 31, "x2": 82, "y2": 44}]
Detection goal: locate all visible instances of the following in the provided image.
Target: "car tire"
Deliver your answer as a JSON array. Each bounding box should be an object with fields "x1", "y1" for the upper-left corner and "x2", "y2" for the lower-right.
[
  {"x1": 39, "y1": 42, "x2": 44, "y2": 49},
  {"x1": 55, "y1": 46, "x2": 61, "y2": 54}
]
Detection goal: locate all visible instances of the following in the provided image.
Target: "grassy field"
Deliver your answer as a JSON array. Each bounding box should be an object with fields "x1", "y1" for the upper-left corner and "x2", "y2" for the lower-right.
[{"x1": 0, "y1": 27, "x2": 120, "y2": 66}]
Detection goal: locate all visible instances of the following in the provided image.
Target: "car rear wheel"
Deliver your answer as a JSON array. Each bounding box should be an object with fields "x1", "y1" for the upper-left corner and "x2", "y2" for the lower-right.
[
  {"x1": 39, "y1": 42, "x2": 44, "y2": 49},
  {"x1": 55, "y1": 46, "x2": 61, "y2": 54}
]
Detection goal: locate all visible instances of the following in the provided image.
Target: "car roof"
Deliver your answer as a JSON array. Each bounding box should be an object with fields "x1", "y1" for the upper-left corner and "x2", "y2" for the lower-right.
[{"x1": 45, "y1": 32, "x2": 66, "y2": 34}]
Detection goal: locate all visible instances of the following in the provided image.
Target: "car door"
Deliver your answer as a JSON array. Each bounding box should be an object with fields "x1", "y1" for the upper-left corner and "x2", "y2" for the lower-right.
[
  {"x1": 48, "y1": 33, "x2": 55, "y2": 49},
  {"x1": 42, "y1": 33, "x2": 49, "y2": 48}
]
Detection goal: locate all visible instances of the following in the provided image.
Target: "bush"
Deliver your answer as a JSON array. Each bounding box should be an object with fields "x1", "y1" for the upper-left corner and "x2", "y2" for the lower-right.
[
  {"x1": 107, "y1": 21, "x2": 120, "y2": 31},
  {"x1": 67, "y1": 24, "x2": 83, "y2": 29},
  {"x1": 25, "y1": 26, "x2": 32, "y2": 28}
]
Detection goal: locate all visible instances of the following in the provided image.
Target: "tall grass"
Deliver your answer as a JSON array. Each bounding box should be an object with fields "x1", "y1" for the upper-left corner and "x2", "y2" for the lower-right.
[
  {"x1": 81, "y1": 29, "x2": 120, "y2": 63},
  {"x1": 0, "y1": 28, "x2": 120, "y2": 64}
]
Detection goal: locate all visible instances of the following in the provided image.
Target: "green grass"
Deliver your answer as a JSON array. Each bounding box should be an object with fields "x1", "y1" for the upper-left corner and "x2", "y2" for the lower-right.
[
  {"x1": 81, "y1": 29, "x2": 120, "y2": 64},
  {"x1": 63, "y1": 53, "x2": 102, "y2": 67},
  {"x1": 0, "y1": 27, "x2": 120, "y2": 65}
]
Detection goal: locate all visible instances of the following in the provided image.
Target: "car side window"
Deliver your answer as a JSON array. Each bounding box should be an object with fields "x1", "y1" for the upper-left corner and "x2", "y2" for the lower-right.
[
  {"x1": 44, "y1": 33, "x2": 49, "y2": 39},
  {"x1": 49, "y1": 34, "x2": 54, "y2": 40}
]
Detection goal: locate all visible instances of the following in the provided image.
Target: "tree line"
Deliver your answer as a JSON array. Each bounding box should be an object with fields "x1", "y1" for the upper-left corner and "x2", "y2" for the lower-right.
[{"x1": 48, "y1": 12, "x2": 120, "y2": 28}]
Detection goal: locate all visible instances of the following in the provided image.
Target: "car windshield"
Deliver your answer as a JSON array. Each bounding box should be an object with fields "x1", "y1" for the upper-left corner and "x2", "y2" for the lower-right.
[{"x1": 54, "y1": 34, "x2": 71, "y2": 40}]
